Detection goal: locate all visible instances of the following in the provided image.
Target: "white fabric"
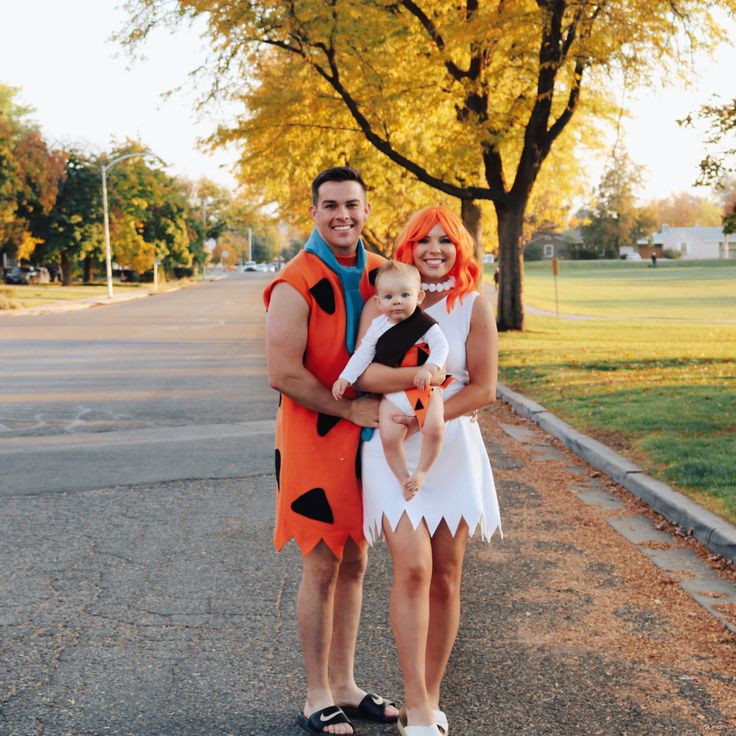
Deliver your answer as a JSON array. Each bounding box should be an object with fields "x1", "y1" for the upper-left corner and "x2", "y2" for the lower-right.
[
  {"x1": 383, "y1": 390, "x2": 415, "y2": 417},
  {"x1": 339, "y1": 313, "x2": 449, "y2": 386},
  {"x1": 361, "y1": 291, "x2": 502, "y2": 544}
]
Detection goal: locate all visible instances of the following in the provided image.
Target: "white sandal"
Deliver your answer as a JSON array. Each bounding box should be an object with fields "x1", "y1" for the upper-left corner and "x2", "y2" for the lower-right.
[
  {"x1": 398, "y1": 710, "x2": 443, "y2": 736},
  {"x1": 399, "y1": 725, "x2": 442, "y2": 736},
  {"x1": 433, "y1": 710, "x2": 449, "y2": 735}
]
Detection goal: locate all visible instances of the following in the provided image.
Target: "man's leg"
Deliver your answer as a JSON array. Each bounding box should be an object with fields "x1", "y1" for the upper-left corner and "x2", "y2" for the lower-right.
[
  {"x1": 329, "y1": 537, "x2": 366, "y2": 698},
  {"x1": 331, "y1": 535, "x2": 400, "y2": 720},
  {"x1": 298, "y1": 542, "x2": 354, "y2": 735}
]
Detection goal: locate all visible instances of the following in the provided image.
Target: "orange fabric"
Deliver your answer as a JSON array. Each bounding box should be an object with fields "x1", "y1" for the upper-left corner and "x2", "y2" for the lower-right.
[
  {"x1": 263, "y1": 249, "x2": 385, "y2": 557},
  {"x1": 399, "y1": 344, "x2": 452, "y2": 428}
]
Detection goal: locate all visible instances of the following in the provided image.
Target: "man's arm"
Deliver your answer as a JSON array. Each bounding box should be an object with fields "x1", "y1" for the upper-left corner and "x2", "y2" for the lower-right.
[{"x1": 266, "y1": 282, "x2": 379, "y2": 427}]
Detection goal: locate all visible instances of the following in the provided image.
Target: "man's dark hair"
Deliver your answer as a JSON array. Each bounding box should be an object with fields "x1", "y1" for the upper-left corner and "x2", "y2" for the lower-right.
[{"x1": 311, "y1": 166, "x2": 367, "y2": 205}]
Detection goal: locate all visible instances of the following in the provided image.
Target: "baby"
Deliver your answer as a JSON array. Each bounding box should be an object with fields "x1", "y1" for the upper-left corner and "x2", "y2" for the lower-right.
[{"x1": 333, "y1": 260, "x2": 449, "y2": 499}]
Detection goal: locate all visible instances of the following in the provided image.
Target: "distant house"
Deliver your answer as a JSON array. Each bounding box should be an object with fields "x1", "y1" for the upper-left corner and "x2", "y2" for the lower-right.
[
  {"x1": 637, "y1": 225, "x2": 736, "y2": 259},
  {"x1": 1, "y1": 252, "x2": 18, "y2": 274},
  {"x1": 525, "y1": 228, "x2": 583, "y2": 260}
]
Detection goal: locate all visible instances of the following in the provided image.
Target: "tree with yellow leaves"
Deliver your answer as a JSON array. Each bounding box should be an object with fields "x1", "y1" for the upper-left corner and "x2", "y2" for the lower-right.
[
  {"x1": 122, "y1": 0, "x2": 736, "y2": 329},
  {"x1": 0, "y1": 83, "x2": 66, "y2": 265},
  {"x1": 211, "y1": 49, "x2": 588, "y2": 256}
]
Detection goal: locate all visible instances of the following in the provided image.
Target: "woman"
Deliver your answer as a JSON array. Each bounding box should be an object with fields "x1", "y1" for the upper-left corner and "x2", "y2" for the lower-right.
[{"x1": 356, "y1": 205, "x2": 502, "y2": 736}]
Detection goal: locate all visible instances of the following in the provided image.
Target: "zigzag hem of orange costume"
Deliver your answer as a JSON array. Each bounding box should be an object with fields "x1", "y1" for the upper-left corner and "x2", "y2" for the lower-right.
[
  {"x1": 366, "y1": 508, "x2": 502, "y2": 547},
  {"x1": 275, "y1": 528, "x2": 366, "y2": 558}
]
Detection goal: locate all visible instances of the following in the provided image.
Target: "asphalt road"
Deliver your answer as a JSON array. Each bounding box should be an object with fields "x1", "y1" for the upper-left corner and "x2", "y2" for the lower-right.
[
  {"x1": 0, "y1": 274, "x2": 275, "y2": 495},
  {"x1": 1, "y1": 275, "x2": 735, "y2": 736}
]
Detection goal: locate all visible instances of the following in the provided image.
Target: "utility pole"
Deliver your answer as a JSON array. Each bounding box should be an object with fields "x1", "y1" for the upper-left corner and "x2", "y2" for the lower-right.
[{"x1": 101, "y1": 151, "x2": 163, "y2": 298}]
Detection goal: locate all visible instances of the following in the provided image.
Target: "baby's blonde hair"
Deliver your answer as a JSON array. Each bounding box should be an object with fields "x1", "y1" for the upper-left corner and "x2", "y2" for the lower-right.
[{"x1": 374, "y1": 259, "x2": 421, "y2": 290}]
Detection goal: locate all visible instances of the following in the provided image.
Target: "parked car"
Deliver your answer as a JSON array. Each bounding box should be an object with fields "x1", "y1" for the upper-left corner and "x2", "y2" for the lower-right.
[
  {"x1": 621, "y1": 252, "x2": 642, "y2": 261},
  {"x1": 244, "y1": 260, "x2": 257, "y2": 271},
  {"x1": 4, "y1": 266, "x2": 50, "y2": 285}
]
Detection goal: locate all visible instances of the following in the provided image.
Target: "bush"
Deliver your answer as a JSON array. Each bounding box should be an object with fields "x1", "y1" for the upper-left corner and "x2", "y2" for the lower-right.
[
  {"x1": 568, "y1": 244, "x2": 600, "y2": 260},
  {"x1": 662, "y1": 248, "x2": 683, "y2": 259},
  {"x1": 524, "y1": 242, "x2": 544, "y2": 261},
  {"x1": 113, "y1": 268, "x2": 141, "y2": 282},
  {"x1": 173, "y1": 266, "x2": 194, "y2": 279}
]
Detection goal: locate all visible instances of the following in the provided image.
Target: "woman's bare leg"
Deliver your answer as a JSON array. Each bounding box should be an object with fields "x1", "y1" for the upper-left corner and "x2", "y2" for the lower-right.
[
  {"x1": 425, "y1": 519, "x2": 468, "y2": 710},
  {"x1": 383, "y1": 513, "x2": 436, "y2": 727}
]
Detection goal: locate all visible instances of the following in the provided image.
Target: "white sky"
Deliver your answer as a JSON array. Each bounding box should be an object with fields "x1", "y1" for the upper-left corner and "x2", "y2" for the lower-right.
[{"x1": 1, "y1": 1, "x2": 735, "y2": 202}]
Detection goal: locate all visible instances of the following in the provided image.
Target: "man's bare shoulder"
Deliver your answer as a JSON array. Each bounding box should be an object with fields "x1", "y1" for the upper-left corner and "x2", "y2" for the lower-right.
[{"x1": 264, "y1": 251, "x2": 313, "y2": 309}]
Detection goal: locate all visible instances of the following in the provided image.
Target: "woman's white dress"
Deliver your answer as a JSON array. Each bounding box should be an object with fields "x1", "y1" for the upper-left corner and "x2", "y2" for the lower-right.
[{"x1": 361, "y1": 291, "x2": 503, "y2": 544}]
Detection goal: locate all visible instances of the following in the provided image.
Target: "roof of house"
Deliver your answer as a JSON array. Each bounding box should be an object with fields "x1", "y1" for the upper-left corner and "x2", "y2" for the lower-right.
[
  {"x1": 654, "y1": 226, "x2": 734, "y2": 241},
  {"x1": 528, "y1": 227, "x2": 583, "y2": 245},
  {"x1": 637, "y1": 226, "x2": 736, "y2": 246}
]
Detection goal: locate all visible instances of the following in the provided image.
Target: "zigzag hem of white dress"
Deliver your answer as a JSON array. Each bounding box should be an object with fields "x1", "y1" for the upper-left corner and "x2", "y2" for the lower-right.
[{"x1": 365, "y1": 508, "x2": 502, "y2": 546}]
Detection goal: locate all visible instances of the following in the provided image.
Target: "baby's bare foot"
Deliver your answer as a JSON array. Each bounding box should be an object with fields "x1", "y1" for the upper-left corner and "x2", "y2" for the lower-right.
[
  {"x1": 406, "y1": 470, "x2": 427, "y2": 496},
  {"x1": 402, "y1": 477, "x2": 419, "y2": 501}
]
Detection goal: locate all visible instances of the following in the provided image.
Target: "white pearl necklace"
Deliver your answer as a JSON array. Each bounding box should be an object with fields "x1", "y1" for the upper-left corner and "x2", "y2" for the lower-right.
[{"x1": 421, "y1": 276, "x2": 455, "y2": 293}]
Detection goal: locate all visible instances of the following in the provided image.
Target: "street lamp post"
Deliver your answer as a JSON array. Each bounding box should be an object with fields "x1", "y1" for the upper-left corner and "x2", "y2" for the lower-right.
[{"x1": 101, "y1": 151, "x2": 160, "y2": 298}]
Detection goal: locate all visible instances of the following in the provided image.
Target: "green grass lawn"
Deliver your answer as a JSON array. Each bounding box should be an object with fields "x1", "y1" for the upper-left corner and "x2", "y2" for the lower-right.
[
  {"x1": 0, "y1": 281, "x2": 183, "y2": 310},
  {"x1": 488, "y1": 259, "x2": 736, "y2": 525},
  {"x1": 521, "y1": 258, "x2": 736, "y2": 321}
]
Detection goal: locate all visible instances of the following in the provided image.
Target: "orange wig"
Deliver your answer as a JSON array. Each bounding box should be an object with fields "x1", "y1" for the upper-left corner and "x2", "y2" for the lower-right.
[{"x1": 393, "y1": 205, "x2": 480, "y2": 312}]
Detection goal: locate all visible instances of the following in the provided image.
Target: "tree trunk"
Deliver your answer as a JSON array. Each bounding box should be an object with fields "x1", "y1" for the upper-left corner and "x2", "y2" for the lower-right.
[
  {"x1": 61, "y1": 251, "x2": 73, "y2": 286},
  {"x1": 461, "y1": 199, "x2": 484, "y2": 267},
  {"x1": 495, "y1": 202, "x2": 525, "y2": 331},
  {"x1": 83, "y1": 255, "x2": 93, "y2": 283}
]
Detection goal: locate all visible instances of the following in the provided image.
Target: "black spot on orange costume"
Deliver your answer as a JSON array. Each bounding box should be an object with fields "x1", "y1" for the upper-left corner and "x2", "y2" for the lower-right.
[{"x1": 264, "y1": 248, "x2": 385, "y2": 556}]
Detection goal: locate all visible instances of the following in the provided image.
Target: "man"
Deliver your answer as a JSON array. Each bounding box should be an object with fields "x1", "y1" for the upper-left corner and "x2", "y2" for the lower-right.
[{"x1": 264, "y1": 167, "x2": 398, "y2": 735}]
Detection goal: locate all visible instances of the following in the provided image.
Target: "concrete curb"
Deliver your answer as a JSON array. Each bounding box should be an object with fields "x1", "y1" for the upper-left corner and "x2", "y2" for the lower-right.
[
  {"x1": 3, "y1": 291, "x2": 153, "y2": 316},
  {"x1": 497, "y1": 383, "x2": 736, "y2": 565}
]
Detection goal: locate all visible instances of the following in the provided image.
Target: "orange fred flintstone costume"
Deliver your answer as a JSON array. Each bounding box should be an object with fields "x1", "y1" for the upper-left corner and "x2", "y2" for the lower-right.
[{"x1": 263, "y1": 228, "x2": 384, "y2": 557}]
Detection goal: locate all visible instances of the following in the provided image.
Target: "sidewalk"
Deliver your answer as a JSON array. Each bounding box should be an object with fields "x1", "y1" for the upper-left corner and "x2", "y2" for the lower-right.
[
  {"x1": 484, "y1": 398, "x2": 736, "y2": 635},
  {"x1": 2, "y1": 288, "x2": 155, "y2": 316},
  {"x1": 0, "y1": 276, "x2": 216, "y2": 317}
]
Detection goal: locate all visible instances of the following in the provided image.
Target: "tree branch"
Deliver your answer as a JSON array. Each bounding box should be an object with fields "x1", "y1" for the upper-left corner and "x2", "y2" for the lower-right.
[
  {"x1": 482, "y1": 146, "x2": 508, "y2": 203},
  {"x1": 545, "y1": 60, "x2": 584, "y2": 145},
  {"x1": 308, "y1": 45, "x2": 493, "y2": 201},
  {"x1": 398, "y1": 0, "x2": 467, "y2": 81},
  {"x1": 511, "y1": 0, "x2": 568, "y2": 199}
]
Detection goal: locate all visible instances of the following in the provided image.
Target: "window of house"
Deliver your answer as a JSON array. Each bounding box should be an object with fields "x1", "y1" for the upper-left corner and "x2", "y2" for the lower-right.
[
  {"x1": 544, "y1": 244, "x2": 554, "y2": 258},
  {"x1": 679, "y1": 242, "x2": 688, "y2": 254}
]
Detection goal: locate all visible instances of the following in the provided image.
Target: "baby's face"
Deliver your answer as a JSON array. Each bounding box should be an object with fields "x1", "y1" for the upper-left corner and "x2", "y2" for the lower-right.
[{"x1": 374, "y1": 271, "x2": 422, "y2": 322}]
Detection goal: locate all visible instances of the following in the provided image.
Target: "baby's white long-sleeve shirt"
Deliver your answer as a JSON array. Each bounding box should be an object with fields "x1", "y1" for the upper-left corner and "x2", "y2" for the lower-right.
[{"x1": 339, "y1": 314, "x2": 449, "y2": 385}]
